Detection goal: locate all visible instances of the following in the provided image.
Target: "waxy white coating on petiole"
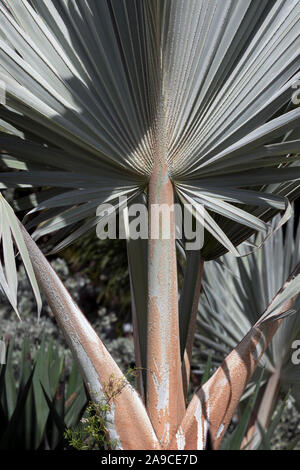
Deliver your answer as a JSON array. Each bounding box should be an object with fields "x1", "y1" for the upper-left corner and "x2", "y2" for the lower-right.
[
  {"x1": 176, "y1": 426, "x2": 186, "y2": 450},
  {"x1": 153, "y1": 361, "x2": 170, "y2": 414},
  {"x1": 216, "y1": 424, "x2": 224, "y2": 440}
]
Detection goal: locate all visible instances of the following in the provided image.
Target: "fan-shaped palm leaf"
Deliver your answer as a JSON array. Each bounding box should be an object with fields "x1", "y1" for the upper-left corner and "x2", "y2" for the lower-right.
[{"x1": 0, "y1": 1, "x2": 300, "y2": 254}]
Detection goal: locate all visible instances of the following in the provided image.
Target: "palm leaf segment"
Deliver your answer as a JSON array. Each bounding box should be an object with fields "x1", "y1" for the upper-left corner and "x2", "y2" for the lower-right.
[
  {"x1": 0, "y1": 0, "x2": 300, "y2": 260},
  {"x1": 0, "y1": 193, "x2": 41, "y2": 317}
]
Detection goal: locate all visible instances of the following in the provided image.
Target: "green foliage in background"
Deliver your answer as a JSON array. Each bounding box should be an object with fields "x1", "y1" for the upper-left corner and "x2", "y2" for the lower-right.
[
  {"x1": 0, "y1": 336, "x2": 87, "y2": 449},
  {"x1": 62, "y1": 234, "x2": 130, "y2": 314}
]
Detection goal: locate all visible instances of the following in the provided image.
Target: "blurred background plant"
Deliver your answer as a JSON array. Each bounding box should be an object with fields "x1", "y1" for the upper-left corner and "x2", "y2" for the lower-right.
[{"x1": 0, "y1": 336, "x2": 87, "y2": 449}]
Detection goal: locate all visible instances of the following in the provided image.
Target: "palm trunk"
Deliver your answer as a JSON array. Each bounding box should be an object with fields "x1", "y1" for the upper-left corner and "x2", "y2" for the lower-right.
[{"x1": 147, "y1": 156, "x2": 185, "y2": 448}]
